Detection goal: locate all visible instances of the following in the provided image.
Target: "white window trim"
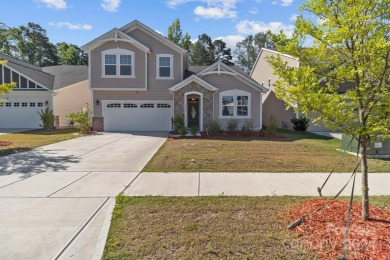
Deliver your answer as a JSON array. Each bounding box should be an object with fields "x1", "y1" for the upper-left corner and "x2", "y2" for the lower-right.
[
  {"x1": 219, "y1": 90, "x2": 251, "y2": 119},
  {"x1": 101, "y1": 48, "x2": 135, "y2": 78},
  {"x1": 156, "y1": 54, "x2": 173, "y2": 80}
]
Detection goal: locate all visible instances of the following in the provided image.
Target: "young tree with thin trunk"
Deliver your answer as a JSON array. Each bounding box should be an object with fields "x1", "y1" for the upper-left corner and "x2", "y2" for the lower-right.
[{"x1": 268, "y1": 0, "x2": 390, "y2": 221}]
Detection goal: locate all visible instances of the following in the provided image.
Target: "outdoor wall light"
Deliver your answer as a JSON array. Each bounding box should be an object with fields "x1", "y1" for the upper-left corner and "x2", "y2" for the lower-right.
[
  {"x1": 45, "y1": 101, "x2": 49, "y2": 106},
  {"x1": 96, "y1": 99, "x2": 100, "y2": 106}
]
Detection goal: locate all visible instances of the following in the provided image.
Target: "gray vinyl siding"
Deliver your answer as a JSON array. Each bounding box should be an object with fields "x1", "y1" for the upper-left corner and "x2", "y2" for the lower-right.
[
  {"x1": 201, "y1": 74, "x2": 262, "y2": 130},
  {"x1": 93, "y1": 90, "x2": 173, "y2": 117},
  {"x1": 90, "y1": 41, "x2": 146, "y2": 89},
  {"x1": 128, "y1": 28, "x2": 182, "y2": 86}
]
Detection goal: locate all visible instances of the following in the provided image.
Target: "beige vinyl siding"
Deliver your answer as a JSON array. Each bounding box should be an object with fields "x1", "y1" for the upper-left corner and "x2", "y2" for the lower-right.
[
  {"x1": 90, "y1": 41, "x2": 146, "y2": 89},
  {"x1": 201, "y1": 74, "x2": 262, "y2": 130},
  {"x1": 251, "y1": 50, "x2": 298, "y2": 128},
  {"x1": 53, "y1": 80, "x2": 91, "y2": 127},
  {"x1": 93, "y1": 90, "x2": 173, "y2": 117},
  {"x1": 128, "y1": 28, "x2": 182, "y2": 87}
]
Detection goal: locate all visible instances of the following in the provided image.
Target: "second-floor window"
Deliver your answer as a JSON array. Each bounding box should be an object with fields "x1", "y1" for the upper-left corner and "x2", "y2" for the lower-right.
[
  {"x1": 156, "y1": 54, "x2": 173, "y2": 79},
  {"x1": 102, "y1": 49, "x2": 135, "y2": 78}
]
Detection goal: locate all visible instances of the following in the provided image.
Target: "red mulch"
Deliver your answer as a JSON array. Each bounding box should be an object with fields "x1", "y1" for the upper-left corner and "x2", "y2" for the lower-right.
[
  {"x1": 0, "y1": 141, "x2": 12, "y2": 147},
  {"x1": 289, "y1": 199, "x2": 390, "y2": 260}
]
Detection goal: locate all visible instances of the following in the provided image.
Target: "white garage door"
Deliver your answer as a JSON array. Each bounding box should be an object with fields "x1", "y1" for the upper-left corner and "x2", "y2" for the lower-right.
[
  {"x1": 103, "y1": 101, "x2": 173, "y2": 131},
  {"x1": 0, "y1": 100, "x2": 44, "y2": 128}
]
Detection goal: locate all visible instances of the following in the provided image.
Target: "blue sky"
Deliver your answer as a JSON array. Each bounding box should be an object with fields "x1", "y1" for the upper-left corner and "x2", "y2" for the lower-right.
[{"x1": 2, "y1": 0, "x2": 306, "y2": 50}]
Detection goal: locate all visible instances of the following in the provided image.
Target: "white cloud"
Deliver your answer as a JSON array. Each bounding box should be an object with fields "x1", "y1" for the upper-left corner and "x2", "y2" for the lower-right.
[
  {"x1": 166, "y1": 0, "x2": 239, "y2": 19},
  {"x1": 236, "y1": 19, "x2": 294, "y2": 37},
  {"x1": 290, "y1": 14, "x2": 298, "y2": 22},
  {"x1": 215, "y1": 34, "x2": 245, "y2": 52},
  {"x1": 254, "y1": 0, "x2": 262, "y2": 3},
  {"x1": 249, "y1": 7, "x2": 258, "y2": 14},
  {"x1": 194, "y1": 6, "x2": 237, "y2": 19},
  {"x1": 35, "y1": 0, "x2": 67, "y2": 9},
  {"x1": 49, "y1": 22, "x2": 93, "y2": 30},
  {"x1": 101, "y1": 0, "x2": 121, "y2": 12},
  {"x1": 281, "y1": 0, "x2": 293, "y2": 6}
]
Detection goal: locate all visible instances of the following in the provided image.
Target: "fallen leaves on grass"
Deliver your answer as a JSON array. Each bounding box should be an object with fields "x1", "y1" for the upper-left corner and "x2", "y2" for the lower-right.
[{"x1": 289, "y1": 199, "x2": 390, "y2": 260}]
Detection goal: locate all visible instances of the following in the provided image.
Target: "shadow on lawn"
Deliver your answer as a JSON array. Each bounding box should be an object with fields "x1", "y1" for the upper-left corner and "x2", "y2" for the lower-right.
[{"x1": 0, "y1": 149, "x2": 79, "y2": 177}]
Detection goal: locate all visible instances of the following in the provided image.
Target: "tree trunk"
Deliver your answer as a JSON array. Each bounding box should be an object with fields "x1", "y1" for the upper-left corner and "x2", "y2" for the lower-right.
[{"x1": 360, "y1": 136, "x2": 369, "y2": 221}]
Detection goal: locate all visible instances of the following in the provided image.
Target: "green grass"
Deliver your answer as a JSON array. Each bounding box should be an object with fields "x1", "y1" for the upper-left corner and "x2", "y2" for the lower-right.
[
  {"x1": 102, "y1": 195, "x2": 390, "y2": 260},
  {"x1": 143, "y1": 130, "x2": 390, "y2": 172},
  {"x1": 0, "y1": 128, "x2": 79, "y2": 157}
]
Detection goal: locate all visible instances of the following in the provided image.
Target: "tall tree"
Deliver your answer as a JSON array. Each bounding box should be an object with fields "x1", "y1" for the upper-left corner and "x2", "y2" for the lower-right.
[
  {"x1": 57, "y1": 42, "x2": 88, "y2": 65},
  {"x1": 213, "y1": 39, "x2": 233, "y2": 65},
  {"x1": 189, "y1": 33, "x2": 214, "y2": 65},
  {"x1": 268, "y1": 0, "x2": 390, "y2": 220},
  {"x1": 235, "y1": 32, "x2": 275, "y2": 73},
  {"x1": 180, "y1": 32, "x2": 192, "y2": 51},
  {"x1": 167, "y1": 18, "x2": 182, "y2": 45},
  {"x1": 5, "y1": 22, "x2": 58, "y2": 66},
  {"x1": 167, "y1": 18, "x2": 192, "y2": 51}
]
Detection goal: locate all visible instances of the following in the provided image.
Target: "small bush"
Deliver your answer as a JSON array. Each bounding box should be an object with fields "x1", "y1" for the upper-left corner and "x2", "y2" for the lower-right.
[
  {"x1": 227, "y1": 119, "x2": 238, "y2": 133},
  {"x1": 207, "y1": 120, "x2": 221, "y2": 133},
  {"x1": 190, "y1": 125, "x2": 198, "y2": 136},
  {"x1": 265, "y1": 115, "x2": 278, "y2": 134},
  {"x1": 241, "y1": 119, "x2": 254, "y2": 132},
  {"x1": 291, "y1": 117, "x2": 310, "y2": 132},
  {"x1": 172, "y1": 115, "x2": 185, "y2": 132},
  {"x1": 66, "y1": 104, "x2": 92, "y2": 133},
  {"x1": 37, "y1": 107, "x2": 54, "y2": 130}
]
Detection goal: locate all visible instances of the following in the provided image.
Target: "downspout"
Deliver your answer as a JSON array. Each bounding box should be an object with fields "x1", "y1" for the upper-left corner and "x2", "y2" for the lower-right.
[
  {"x1": 169, "y1": 90, "x2": 175, "y2": 131},
  {"x1": 260, "y1": 92, "x2": 263, "y2": 131}
]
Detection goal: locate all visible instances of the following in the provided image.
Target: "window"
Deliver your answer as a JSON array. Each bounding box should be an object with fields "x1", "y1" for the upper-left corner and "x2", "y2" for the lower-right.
[
  {"x1": 14, "y1": 102, "x2": 20, "y2": 107},
  {"x1": 102, "y1": 49, "x2": 135, "y2": 78},
  {"x1": 6, "y1": 102, "x2": 11, "y2": 107},
  {"x1": 37, "y1": 102, "x2": 43, "y2": 107},
  {"x1": 157, "y1": 54, "x2": 173, "y2": 79},
  {"x1": 107, "y1": 103, "x2": 121, "y2": 108},
  {"x1": 140, "y1": 103, "x2": 154, "y2": 108},
  {"x1": 219, "y1": 90, "x2": 251, "y2": 118},
  {"x1": 30, "y1": 102, "x2": 35, "y2": 107},
  {"x1": 22, "y1": 102, "x2": 27, "y2": 107},
  {"x1": 123, "y1": 103, "x2": 137, "y2": 108},
  {"x1": 157, "y1": 104, "x2": 171, "y2": 108}
]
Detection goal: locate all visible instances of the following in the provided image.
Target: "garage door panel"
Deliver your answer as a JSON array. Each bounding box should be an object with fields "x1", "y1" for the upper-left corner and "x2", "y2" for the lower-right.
[
  {"x1": 0, "y1": 101, "x2": 43, "y2": 128},
  {"x1": 103, "y1": 101, "x2": 172, "y2": 131}
]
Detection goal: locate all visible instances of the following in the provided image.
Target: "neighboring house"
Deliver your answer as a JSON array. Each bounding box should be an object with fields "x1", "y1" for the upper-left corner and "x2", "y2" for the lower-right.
[
  {"x1": 0, "y1": 53, "x2": 89, "y2": 129},
  {"x1": 82, "y1": 20, "x2": 267, "y2": 132},
  {"x1": 42, "y1": 65, "x2": 89, "y2": 127},
  {"x1": 251, "y1": 48, "x2": 332, "y2": 132}
]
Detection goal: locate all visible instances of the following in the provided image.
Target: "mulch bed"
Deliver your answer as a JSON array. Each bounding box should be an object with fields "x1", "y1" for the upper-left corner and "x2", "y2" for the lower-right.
[
  {"x1": 0, "y1": 141, "x2": 12, "y2": 147},
  {"x1": 289, "y1": 199, "x2": 390, "y2": 260},
  {"x1": 169, "y1": 131, "x2": 284, "y2": 139}
]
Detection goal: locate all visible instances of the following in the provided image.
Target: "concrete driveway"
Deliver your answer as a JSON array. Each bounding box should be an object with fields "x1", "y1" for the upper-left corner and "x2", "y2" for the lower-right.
[{"x1": 0, "y1": 132, "x2": 167, "y2": 260}]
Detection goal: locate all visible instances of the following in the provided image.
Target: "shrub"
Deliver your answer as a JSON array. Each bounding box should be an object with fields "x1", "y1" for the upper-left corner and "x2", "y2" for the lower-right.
[
  {"x1": 291, "y1": 117, "x2": 310, "y2": 132},
  {"x1": 37, "y1": 107, "x2": 54, "y2": 130},
  {"x1": 227, "y1": 119, "x2": 238, "y2": 133},
  {"x1": 241, "y1": 119, "x2": 254, "y2": 132},
  {"x1": 265, "y1": 115, "x2": 278, "y2": 134},
  {"x1": 66, "y1": 104, "x2": 92, "y2": 133},
  {"x1": 172, "y1": 115, "x2": 185, "y2": 132},
  {"x1": 207, "y1": 120, "x2": 221, "y2": 133},
  {"x1": 190, "y1": 125, "x2": 198, "y2": 136}
]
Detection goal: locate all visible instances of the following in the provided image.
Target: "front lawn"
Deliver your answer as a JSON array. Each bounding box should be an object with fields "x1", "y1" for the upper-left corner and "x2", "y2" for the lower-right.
[
  {"x1": 103, "y1": 196, "x2": 390, "y2": 259},
  {"x1": 144, "y1": 130, "x2": 390, "y2": 172},
  {"x1": 0, "y1": 128, "x2": 79, "y2": 157}
]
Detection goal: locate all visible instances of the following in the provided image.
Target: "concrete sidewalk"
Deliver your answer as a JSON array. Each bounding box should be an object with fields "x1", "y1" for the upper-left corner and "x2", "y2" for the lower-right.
[{"x1": 124, "y1": 172, "x2": 390, "y2": 197}]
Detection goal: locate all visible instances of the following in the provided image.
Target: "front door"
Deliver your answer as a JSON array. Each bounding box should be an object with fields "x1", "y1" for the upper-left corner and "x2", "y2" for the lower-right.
[{"x1": 187, "y1": 95, "x2": 200, "y2": 129}]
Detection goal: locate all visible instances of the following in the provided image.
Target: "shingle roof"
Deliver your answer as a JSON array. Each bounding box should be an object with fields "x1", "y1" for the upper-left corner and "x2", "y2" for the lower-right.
[
  {"x1": 42, "y1": 65, "x2": 88, "y2": 90},
  {"x1": 0, "y1": 53, "x2": 54, "y2": 90}
]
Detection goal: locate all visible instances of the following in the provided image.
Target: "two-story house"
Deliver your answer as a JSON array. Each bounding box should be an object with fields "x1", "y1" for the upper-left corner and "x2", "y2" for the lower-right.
[{"x1": 82, "y1": 20, "x2": 267, "y2": 132}]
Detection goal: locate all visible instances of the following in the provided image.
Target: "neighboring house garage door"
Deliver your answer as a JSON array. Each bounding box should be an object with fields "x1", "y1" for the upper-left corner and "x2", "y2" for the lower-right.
[
  {"x1": 0, "y1": 100, "x2": 45, "y2": 128},
  {"x1": 103, "y1": 101, "x2": 173, "y2": 131}
]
